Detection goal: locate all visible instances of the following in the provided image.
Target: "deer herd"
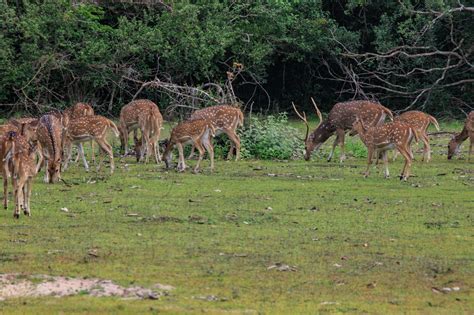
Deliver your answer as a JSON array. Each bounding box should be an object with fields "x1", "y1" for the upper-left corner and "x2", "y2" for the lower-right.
[{"x1": 0, "y1": 98, "x2": 472, "y2": 219}]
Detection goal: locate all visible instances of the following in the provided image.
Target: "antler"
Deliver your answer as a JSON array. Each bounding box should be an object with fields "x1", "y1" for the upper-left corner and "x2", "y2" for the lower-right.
[
  {"x1": 292, "y1": 101, "x2": 309, "y2": 142},
  {"x1": 310, "y1": 97, "x2": 323, "y2": 129}
]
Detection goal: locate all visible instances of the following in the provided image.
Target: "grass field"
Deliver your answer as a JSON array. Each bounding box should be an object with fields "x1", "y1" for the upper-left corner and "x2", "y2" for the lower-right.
[{"x1": 0, "y1": 120, "x2": 473, "y2": 314}]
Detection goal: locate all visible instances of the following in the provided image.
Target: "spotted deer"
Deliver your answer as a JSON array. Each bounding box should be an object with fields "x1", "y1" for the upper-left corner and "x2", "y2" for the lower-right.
[
  {"x1": 352, "y1": 118, "x2": 418, "y2": 180},
  {"x1": 63, "y1": 115, "x2": 120, "y2": 174},
  {"x1": 294, "y1": 98, "x2": 393, "y2": 162},
  {"x1": 119, "y1": 99, "x2": 162, "y2": 156},
  {"x1": 134, "y1": 105, "x2": 163, "y2": 163},
  {"x1": 448, "y1": 111, "x2": 474, "y2": 160},
  {"x1": 2, "y1": 132, "x2": 38, "y2": 218},
  {"x1": 163, "y1": 119, "x2": 215, "y2": 173},
  {"x1": 65, "y1": 102, "x2": 95, "y2": 164},
  {"x1": 36, "y1": 114, "x2": 64, "y2": 183},
  {"x1": 393, "y1": 111, "x2": 440, "y2": 162},
  {"x1": 188, "y1": 105, "x2": 244, "y2": 160}
]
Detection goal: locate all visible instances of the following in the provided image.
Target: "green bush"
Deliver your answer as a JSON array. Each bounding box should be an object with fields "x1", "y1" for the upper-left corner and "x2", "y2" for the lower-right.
[{"x1": 239, "y1": 113, "x2": 303, "y2": 160}]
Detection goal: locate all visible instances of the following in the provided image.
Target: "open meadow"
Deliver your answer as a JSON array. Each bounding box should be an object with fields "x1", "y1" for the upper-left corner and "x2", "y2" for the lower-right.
[{"x1": 0, "y1": 120, "x2": 472, "y2": 314}]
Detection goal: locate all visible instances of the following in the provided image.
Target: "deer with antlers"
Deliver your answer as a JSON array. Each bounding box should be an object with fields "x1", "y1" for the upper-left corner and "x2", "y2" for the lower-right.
[
  {"x1": 63, "y1": 115, "x2": 120, "y2": 174},
  {"x1": 36, "y1": 114, "x2": 64, "y2": 183},
  {"x1": 188, "y1": 105, "x2": 244, "y2": 160},
  {"x1": 352, "y1": 118, "x2": 418, "y2": 180},
  {"x1": 2, "y1": 131, "x2": 38, "y2": 218},
  {"x1": 393, "y1": 111, "x2": 440, "y2": 162},
  {"x1": 119, "y1": 99, "x2": 163, "y2": 159},
  {"x1": 293, "y1": 99, "x2": 393, "y2": 162},
  {"x1": 163, "y1": 119, "x2": 215, "y2": 173},
  {"x1": 448, "y1": 111, "x2": 474, "y2": 160}
]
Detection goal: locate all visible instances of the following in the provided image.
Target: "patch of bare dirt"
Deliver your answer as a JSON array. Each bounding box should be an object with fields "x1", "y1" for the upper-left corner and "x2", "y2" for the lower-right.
[{"x1": 0, "y1": 273, "x2": 174, "y2": 300}]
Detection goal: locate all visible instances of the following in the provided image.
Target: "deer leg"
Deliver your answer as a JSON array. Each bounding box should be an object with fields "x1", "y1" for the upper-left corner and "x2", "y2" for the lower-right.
[
  {"x1": 187, "y1": 144, "x2": 196, "y2": 160},
  {"x1": 392, "y1": 150, "x2": 399, "y2": 162},
  {"x1": 3, "y1": 169, "x2": 8, "y2": 209},
  {"x1": 176, "y1": 143, "x2": 186, "y2": 172},
  {"x1": 382, "y1": 151, "x2": 390, "y2": 178},
  {"x1": 153, "y1": 129, "x2": 162, "y2": 163},
  {"x1": 338, "y1": 130, "x2": 346, "y2": 163},
  {"x1": 23, "y1": 180, "x2": 31, "y2": 216},
  {"x1": 13, "y1": 178, "x2": 23, "y2": 219},
  {"x1": 96, "y1": 138, "x2": 114, "y2": 174},
  {"x1": 468, "y1": 134, "x2": 473, "y2": 161},
  {"x1": 202, "y1": 133, "x2": 214, "y2": 172},
  {"x1": 90, "y1": 140, "x2": 95, "y2": 164},
  {"x1": 327, "y1": 134, "x2": 339, "y2": 162},
  {"x1": 43, "y1": 159, "x2": 50, "y2": 183},
  {"x1": 397, "y1": 146, "x2": 412, "y2": 181},
  {"x1": 74, "y1": 148, "x2": 80, "y2": 163},
  {"x1": 153, "y1": 143, "x2": 160, "y2": 164},
  {"x1": 36, "y1": 151, "x2": 44, "y2": 173},
  {"x1": 327, "y1": 129, "x2": 344, "y2": 162},
  {"x1": 62, "y1": 143, "x2": 72, "y2": 172},
  {"x1": 193, "y1": 141, "x2": 206, "y2": 174},
  {"x1": 420, "y1": 134, "x2": 430, "y2": 162},
  {"x1": 364, "y1": 148, "x2": 374, "y2": 178},
  {"x1": 123, "y1": 127, "x2": 130, "y2": 156},
  {"x1": 77, "y1": 143, "x2": 89, "y2": 172},
  {"x1": 25, "y1": 178, "x2": 32, "y2": 216},
  {"x1": 224, "y1": 129, "x2": 241, "y2": 161},
  {"x1": 142, "y1": 128, "x2": 150, "y2": 164}
]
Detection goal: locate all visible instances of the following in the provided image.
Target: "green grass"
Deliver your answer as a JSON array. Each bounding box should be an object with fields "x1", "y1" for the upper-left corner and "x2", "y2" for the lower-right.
[{"x1": 0, "y1": 121, "x2": 473, "y2": 314}]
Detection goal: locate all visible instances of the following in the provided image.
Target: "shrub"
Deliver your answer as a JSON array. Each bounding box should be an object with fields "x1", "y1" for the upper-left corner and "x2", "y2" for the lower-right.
[{"x1": 238, "y1": 113, "x2": 303, "y2": 160}]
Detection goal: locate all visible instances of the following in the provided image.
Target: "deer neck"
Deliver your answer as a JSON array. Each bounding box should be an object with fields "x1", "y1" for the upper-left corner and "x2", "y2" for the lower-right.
[{"x1": 453, "y1": 126, "x2": 469, "y2": 144}]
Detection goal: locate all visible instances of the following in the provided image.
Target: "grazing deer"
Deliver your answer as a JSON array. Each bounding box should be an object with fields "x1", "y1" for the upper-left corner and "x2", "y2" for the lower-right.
[
  {"x1": 3, "y1": 133, "x2": 38, "y2": 218},
  {"x1": 36, "y1": 114, "x2": 64, "y2": 183},
  {"x1": 163, "y1": 119, "x2": 215, "y2": 173},
  {"x1": 448, "y1": 111, "x2": 474, "y2": 160},
  {"x1": 188, "y1": 105, "x2": 244, "y2": 160},
  {"x1": 63, "y1": 115, "x2": 120, "y2": 174},
  {"x1": 119, "y1": 99, "x2": 162, "y2": 156},
  {"x1": 294, "y1": 98, "x2": 393, "y2": 162},
  {"x1": 352, "y1": 118, "x2": 418, "y2": 180},
  {"x1": 134, "y1": 105, "x2": 163, "y2": 163},
  {"x1": 393, "y1": 111, "x2": 440, "y2": 162}
]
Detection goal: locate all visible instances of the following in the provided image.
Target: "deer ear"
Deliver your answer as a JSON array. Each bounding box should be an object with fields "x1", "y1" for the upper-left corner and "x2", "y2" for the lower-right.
[{"x1": 29, "y1": 120, "x2": 39, "y2": 128}]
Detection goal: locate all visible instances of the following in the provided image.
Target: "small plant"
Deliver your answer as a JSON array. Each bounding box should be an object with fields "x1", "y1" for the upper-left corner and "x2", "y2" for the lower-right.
[
  {"x1": 345, "y1": 137, "x2": 368, "y2": 158},
  {"x1": 238, "y1": 113, "x2": 304, "y2": 160}
]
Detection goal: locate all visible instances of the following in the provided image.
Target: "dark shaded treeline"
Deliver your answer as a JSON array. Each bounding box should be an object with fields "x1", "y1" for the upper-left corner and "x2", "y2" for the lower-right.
[{"x1": 0, "y1": 0, "x2": 472, "y2": 117}]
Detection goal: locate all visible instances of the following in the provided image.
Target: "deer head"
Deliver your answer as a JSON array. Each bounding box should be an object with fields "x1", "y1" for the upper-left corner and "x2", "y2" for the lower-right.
[
  {"x1": 293, "y1": 97, "x2": 324, "y2": 161},
  {"x1": 351, "y1": 116, "x2": 368, "y2": 135},
  {"x1": 447, "y1": 136, "x2": 460, "y2": 160}
]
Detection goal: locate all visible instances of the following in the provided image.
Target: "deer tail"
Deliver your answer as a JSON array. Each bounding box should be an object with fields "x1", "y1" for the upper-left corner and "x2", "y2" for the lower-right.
[
  {"x1": 148, "y1": 109, "x2": 159, "y2": 137},
  {"x1": 238, "y1": 109, "x2": 244, "y2": 128},
  {"x1": 107, "y1": 119, "x2": 120, "y2": 138},
  {"x1": 428, "y1": 115, "x2": 440, "y2": 131},
  {"x1": 382, "y1": 106, "x2": 394, "y2": 121}
]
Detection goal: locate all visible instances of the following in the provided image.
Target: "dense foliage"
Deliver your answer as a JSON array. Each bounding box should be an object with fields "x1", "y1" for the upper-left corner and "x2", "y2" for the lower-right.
[
  {"x1": 239, "y1": 113, "x2": 303, "y2": 160},
  {"x1": 0, "y1": 0, "x2": 472, "y2": 116}
]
